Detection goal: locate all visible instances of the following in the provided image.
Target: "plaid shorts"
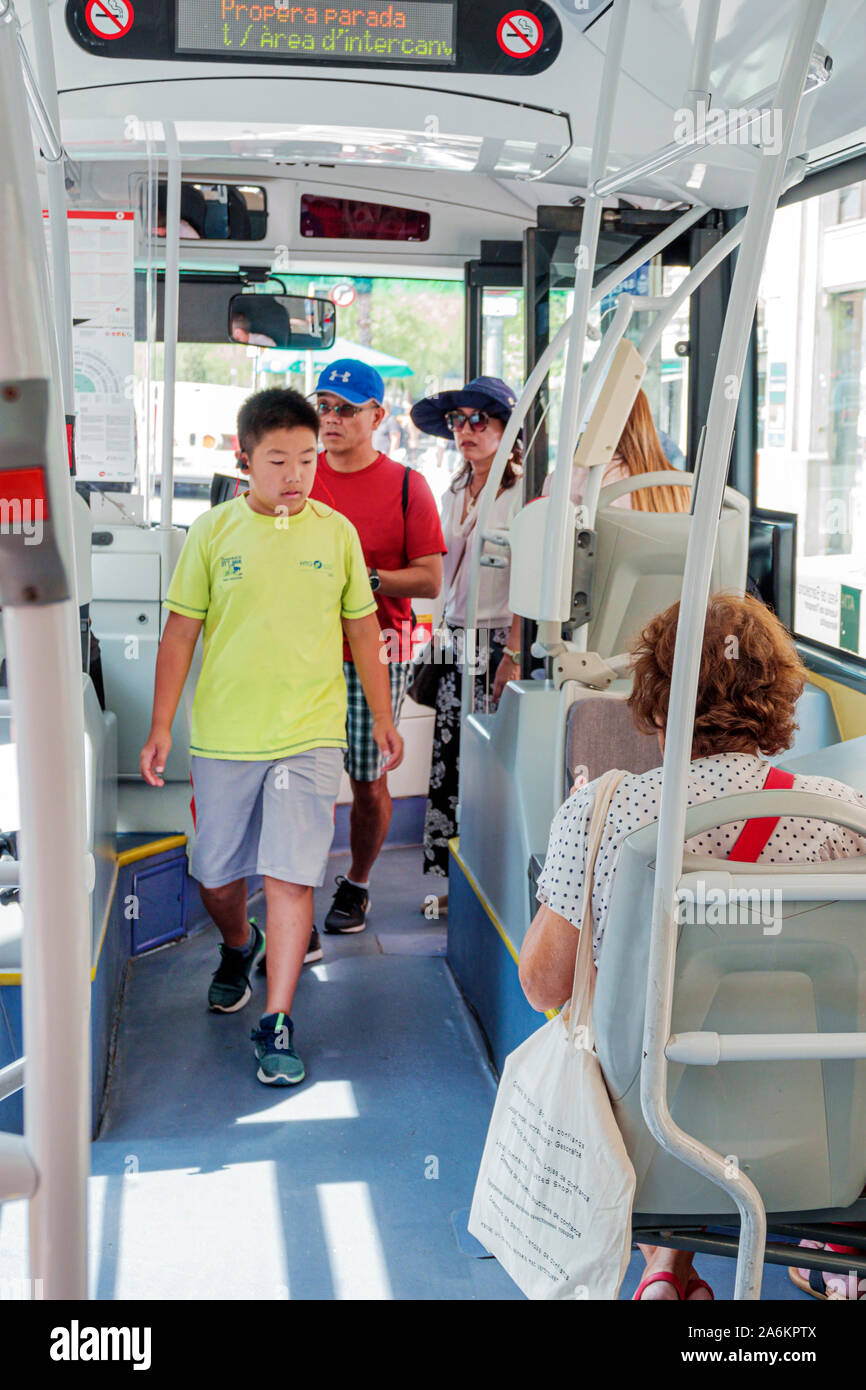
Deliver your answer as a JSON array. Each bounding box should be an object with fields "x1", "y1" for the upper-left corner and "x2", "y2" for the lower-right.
[{"x1": 344, "y1": 659, "x2": 411, "y2": 782}]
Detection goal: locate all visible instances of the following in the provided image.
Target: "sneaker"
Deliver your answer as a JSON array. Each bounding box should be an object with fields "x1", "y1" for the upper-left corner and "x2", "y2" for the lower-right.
[
  {"x1": 207, "y1": 920, "x2": 264, "y2": 1013},
  {"x1": 250, "y1": 1012, "x2": 305, "y2": 1086},
  {"x1": 256, "y1": 927, "x2": 322, "y2": 973},
  {"x1": 323, "y1": 875, "x2": 369, "y2": 934}
]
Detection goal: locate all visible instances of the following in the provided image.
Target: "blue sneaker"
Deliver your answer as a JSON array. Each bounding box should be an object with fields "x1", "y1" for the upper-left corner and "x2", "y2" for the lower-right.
[
  {"x1": 250, "y1": 1012, "x2": 306, "y2": 1086},
  {"x1": 207, "y1": 919, "x2": 264, "y2": 1013}
]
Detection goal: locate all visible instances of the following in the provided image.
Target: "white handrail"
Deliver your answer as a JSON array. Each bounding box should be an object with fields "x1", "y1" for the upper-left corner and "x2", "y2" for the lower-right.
[
  {"x1": 640, "y1": 0, "x2": 828, "y2": 1303},
  {"x1": 28, "y1": 0, "x2": 75, "y2": 419},
  {"x1": 683, "y1": 0, "x2": 721, "y2": 113},
  {"x1": 0, "y1": 8, "x2": 91, "y2": 1300},
  {"x1": 0, "y1": 1056, "x2": 25, "y2": 1102},
  {"x1": 667, "y1": 1032, "x2": 866, "y2": 1065},
  {"x1": 160, "y1": 123, "x2": 181, "y2": 529},
  {"x1": 540, "y1": 0, "x2": 631, "y2": 624}
]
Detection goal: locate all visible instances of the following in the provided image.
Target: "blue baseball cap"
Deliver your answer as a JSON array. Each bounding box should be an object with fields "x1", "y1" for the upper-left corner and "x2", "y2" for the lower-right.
[
  {"x1": 314, "y1": 359, "x2": 385, "y2": 406},
  {"x1": 410, "y1": 376, "x2": 518, "y2": 440}
]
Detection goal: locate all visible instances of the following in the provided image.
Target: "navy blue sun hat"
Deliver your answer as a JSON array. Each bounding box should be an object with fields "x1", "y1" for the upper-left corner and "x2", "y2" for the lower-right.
[
  {"x1": 410, "y1": 376, "x2": 518, "y2": 440},
  {"x1": 314, "y1": 359, "x2": 385, "y2": 406}
]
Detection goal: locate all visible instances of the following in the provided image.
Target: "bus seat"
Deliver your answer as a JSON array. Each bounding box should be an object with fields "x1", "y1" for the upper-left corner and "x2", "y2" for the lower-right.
[
  {"x1": 561, "y1": 687, "x2": 659, "y2": 802},
  {"x1": 586, "y1": 476, "x2": 750, "y2": 658},
  {"x1": 593, "y1": 790, "x2": 866, "y2": 1216}
]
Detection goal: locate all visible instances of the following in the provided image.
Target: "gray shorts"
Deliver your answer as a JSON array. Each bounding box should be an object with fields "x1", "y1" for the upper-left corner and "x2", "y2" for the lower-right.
[{"x1": 189, "y1": 748, "x2": 344, "y2": 889}]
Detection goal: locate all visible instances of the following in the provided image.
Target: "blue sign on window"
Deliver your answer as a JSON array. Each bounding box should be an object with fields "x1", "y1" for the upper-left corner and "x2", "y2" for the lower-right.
[{"x1": 600, "y1": 261, "x2": 650, "y2": 321}]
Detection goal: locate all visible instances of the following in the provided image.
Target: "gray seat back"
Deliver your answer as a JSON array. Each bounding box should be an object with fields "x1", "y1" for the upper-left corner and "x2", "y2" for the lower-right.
[
  {"x1": 594, "y1": 789, "x2": 866, "y2": 1215},
  {"x1": 586, "y1": 477, "x2": 749, "y2": 657},
  {"x1": 563, "y1": 692, "x2": 659, "y2": 801}
]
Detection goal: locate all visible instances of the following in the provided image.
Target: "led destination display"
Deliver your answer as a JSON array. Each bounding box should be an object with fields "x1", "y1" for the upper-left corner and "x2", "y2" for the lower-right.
[{"x1": 175, "y1": 1, "x2": 457, "y2": 64}]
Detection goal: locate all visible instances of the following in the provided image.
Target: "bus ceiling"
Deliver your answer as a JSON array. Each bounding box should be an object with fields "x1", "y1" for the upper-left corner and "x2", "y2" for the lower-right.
[{"x1": 38, "y1": 1, "x2": 866, "y2": 210}]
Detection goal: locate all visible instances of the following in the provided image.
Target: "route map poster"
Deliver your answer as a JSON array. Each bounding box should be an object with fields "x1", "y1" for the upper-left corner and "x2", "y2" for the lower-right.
[{"x1": 44, "y1": 209, "x2": 136, "y2": 482}]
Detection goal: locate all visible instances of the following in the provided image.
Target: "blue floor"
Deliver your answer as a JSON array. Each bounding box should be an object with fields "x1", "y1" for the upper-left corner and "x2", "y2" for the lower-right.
[{"x1": 0, "y1": 844, "x2": 827, "y2": 1301}]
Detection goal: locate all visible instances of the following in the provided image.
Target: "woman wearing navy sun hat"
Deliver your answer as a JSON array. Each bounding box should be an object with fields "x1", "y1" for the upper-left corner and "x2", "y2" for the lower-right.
[{"x1": 410, "y1": 377, "x2": 524, "y2": 908}]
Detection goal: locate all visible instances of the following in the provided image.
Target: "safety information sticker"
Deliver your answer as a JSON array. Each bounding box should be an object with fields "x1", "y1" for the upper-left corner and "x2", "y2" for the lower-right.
[
  {"x1": 496, "y1": 10, "x2": 543, "y2": 58},
  {"x1": 84, "y1": 0, "x2": 135, "y2": 40},
  {"x1": 43, "y1": 210, "x2": 136, "y2": 482}
]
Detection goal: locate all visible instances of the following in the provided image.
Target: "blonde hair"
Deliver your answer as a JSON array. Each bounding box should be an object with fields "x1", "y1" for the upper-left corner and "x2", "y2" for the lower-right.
[{"x1": 616, "y1": 390, "x2": 691, "y2": 513}]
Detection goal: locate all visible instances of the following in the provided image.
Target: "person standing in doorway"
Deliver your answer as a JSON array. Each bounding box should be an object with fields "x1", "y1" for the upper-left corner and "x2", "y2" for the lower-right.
[{"x1": 310, "y1": 360, "x2": 446, "y2": 934}]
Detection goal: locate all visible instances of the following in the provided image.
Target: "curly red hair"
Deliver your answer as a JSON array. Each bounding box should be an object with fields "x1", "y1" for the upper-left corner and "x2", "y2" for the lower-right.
[{"x1": 627, "y1": 592, "x2": 807, "y2": 757}]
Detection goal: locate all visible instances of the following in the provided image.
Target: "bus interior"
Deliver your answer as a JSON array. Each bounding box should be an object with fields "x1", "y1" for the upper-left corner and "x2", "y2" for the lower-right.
[{"x1": 1, "y1": 0, "x2": 866, "y2": 1312}]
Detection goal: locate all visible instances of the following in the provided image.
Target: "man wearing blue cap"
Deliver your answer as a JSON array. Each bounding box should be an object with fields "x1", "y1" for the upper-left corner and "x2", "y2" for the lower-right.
[{"x1": 310, "y1": 359, "x2": 446, "y2": 934}]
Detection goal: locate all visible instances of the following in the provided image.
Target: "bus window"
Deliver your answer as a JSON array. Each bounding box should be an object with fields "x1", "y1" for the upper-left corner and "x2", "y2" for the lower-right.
[{"x1": 757, "y1": 179, "x2": 866, "y2": 659}]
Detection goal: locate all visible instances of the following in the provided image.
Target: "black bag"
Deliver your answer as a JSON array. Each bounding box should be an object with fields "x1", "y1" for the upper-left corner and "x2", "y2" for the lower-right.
[{"x1": 407, "y1": 631, "x2": 450, "y2": 709}]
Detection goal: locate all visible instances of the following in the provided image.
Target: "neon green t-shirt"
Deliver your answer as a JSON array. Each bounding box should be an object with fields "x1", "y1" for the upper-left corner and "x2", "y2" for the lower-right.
[{"x1": 165, "y1": 496, "x2": 377, "y2": 760}]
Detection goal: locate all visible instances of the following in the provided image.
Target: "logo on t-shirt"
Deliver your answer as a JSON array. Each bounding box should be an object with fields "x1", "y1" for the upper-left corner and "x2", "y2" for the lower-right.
[
  {"x1": 300, "y1": 558, "x2": 334, "y2": 575},
  {"x1": 220, "y1": 555, "x2": 243, "y2": 581}
]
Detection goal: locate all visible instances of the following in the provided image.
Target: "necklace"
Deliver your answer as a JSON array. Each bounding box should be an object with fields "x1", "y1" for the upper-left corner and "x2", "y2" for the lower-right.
[{"x1": 465, "y1": 472, "x2": 489, "y2": 514}]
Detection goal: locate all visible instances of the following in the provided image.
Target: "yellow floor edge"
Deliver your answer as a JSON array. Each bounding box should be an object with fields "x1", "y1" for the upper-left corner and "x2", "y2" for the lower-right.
[
  {"x1": 448, "y1": 836, "x2": 557, "y2": 1021},
  {"x1": 0, "y1": 835, "x2": 188, "y2": 986}
]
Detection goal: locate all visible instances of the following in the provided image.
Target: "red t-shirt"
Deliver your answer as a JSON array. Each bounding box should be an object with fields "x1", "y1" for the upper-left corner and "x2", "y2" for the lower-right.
[{"x1": 311, "y1": 452, "x2": 446, "y2": 662}]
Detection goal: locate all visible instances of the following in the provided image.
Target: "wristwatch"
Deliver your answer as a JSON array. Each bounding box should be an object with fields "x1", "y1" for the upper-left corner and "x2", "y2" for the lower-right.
[
  {"x1": 504, "y1": 646, "x2": 521, "y2": 663},
  {"x1": 369, "y1": 568, "x2": 381, "y2": 592}
]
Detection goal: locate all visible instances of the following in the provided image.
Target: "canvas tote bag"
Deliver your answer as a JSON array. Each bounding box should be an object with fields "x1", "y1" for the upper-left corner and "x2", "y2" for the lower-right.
[{"x1": 468, "y1": 769, "x2": 637, "y2": 1300}]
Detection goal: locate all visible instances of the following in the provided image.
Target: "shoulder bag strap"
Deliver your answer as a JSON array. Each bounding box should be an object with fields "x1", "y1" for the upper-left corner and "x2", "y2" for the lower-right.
[
  {"x1": 726, "y1": 765, "x2": 796, "y2": 862},
  {"x1": 567, "y1": 768, "x2": 628, "y2": 1046}
]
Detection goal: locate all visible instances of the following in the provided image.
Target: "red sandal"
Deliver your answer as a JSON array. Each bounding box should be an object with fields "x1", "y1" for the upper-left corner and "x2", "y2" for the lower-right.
[
  {"x1": 684, "y1": 1276, "x2": 714, "y2": 1300},
  {"x1": 633, "y1": 1270, "x2": 685, "y2": 1300}
]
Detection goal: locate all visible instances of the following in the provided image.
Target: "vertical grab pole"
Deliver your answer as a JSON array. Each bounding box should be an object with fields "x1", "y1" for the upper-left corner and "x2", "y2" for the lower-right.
[
  {"x1": 684, "y1": 0, "x2": 721, "y2": 112},
  {"x1": 539, "y1": 0, "x2": 631, "y2": 621},
  {"x1": 0, "y1": 6, "x2": 90, "y2": 1299},
  {"x1": 27, "y1": 0, "x2": 74, "y2": 419},
  {"x1": 160, "y1": 123, "x2": 181, "y2": 529},
  {"x1": 639, "y1": 0, "x2": 826, "y2": 1302}
]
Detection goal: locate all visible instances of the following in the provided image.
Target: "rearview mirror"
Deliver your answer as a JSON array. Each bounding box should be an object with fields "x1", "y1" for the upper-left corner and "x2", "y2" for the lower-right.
[{"x1": 228, "y1": 294, "x2": 336, "y2": 351}]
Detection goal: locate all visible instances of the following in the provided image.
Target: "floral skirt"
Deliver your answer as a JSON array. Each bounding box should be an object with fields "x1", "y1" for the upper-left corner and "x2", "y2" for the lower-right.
[{"x1": 422, "y1": 625, "x2": 509, "y2": 879}]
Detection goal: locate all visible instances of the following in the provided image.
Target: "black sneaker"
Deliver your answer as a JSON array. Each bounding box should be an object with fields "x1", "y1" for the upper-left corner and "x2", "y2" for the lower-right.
[
  {"x1": 256, "y1": 927, "x2": 322, "y2": 973},
  {"x1": 323, "y1": 875, "x2": 369, "y2": 934},
  {"x1": 208, "y1": 920, "x2": 264, "y2": 1012}
]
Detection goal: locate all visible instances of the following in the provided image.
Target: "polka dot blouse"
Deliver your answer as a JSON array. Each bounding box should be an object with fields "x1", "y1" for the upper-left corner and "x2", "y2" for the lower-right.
[{"x1": 536, "y1": 752, "x2": 866, "y2": 963}]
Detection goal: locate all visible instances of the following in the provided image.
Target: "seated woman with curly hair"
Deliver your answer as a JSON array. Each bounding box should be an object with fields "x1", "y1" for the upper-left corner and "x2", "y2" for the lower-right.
[{"x1": 519, "y1": 591, "x2": 866, "y2": 1301}]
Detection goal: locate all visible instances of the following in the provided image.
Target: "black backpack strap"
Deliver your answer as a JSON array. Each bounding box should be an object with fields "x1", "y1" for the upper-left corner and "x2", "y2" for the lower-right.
[{"x1": 402, "y1": 466, "x2": 417, "y2": 632}]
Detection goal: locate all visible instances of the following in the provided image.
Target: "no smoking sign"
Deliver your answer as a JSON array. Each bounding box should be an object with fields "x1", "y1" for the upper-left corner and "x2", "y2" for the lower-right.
[
  {"x1": 497, "y1": 10, "x2": 544, "y2": 58},
  {"x1": 85, "y1": 0, "x2": 134, "y2": 40}
]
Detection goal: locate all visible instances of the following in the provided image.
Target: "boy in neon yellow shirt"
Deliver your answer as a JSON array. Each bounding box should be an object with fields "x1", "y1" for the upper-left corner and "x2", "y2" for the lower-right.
[{"x1": 140, "y1": 389, "x2": 403, "y2": 1086}]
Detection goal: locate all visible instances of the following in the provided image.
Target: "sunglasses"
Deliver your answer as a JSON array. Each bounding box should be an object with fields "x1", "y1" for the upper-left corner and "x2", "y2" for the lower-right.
[
  {"x1": 445, "y1": 409, "x2": 496, "y2": 433},
  {"x1": 315, "y1": 400, "x2": 377, "y2": 419}
]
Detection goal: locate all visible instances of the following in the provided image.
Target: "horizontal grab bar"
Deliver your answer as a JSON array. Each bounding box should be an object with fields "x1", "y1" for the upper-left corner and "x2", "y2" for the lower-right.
[
  {"x1": 0, "y1": 1131, "x2": 37, "y2": 1202},
  {"x1": 0, "y1": 1055, "x2": 24, "y2": 1101},
  {"x1": 666, "y1": 1031, "x2": 866, "y2": 1065},
  {"x1": 677, "y1": 871, "x2": 866, "y2": 899}
]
